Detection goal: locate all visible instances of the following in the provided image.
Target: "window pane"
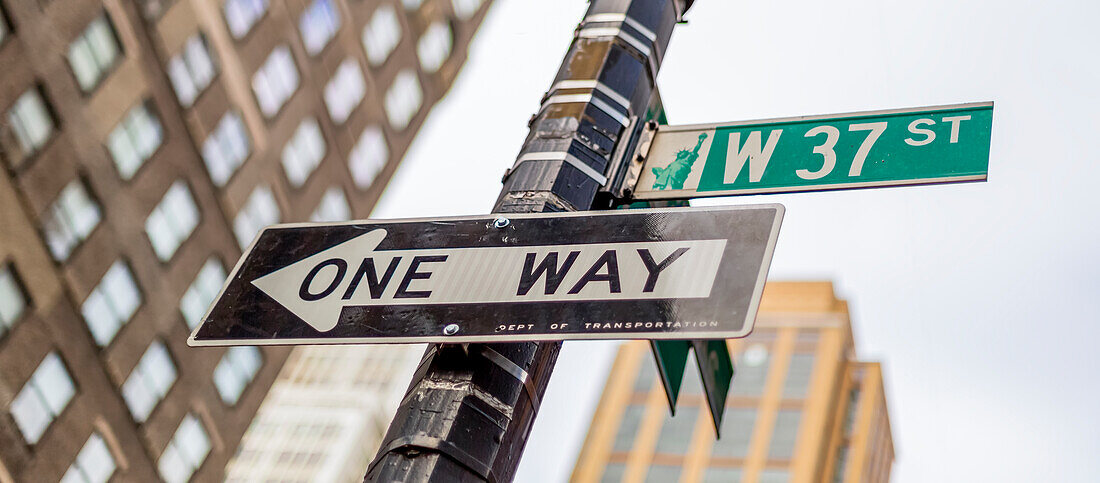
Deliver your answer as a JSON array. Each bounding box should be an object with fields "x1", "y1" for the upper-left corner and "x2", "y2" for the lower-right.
[
  {"x1": 600, "y1": 463, "x2": 625, "y2": 483},
  {"x1": 67, "y1": 433, "x2": 116, "y2": 483},
  {"x1": 108, "y1": 103, "x2": 162, "y2": 179},
  {"x1": 176, "y1": 415, "x2": 211, "y2": 467},
  {"x1": 214, "y1": 357, "x2": 246, "y2": 404},
  {"x1": 44, "y1": 181, "x2": 100, "y2": 262},
  {"x1": 348, "y1": 126, "x2": 387, "y2": 188},
  {"x1": 782, "y1": 353, "x2": 815, "y2": 399},
  {"x1": 654, "y1": 407, "x2": 698, "y2": 454},
  {"x1": 121, "y1": 373, "x2": 156, "y2": 422},
  {"x1": 323, "y1": 59, "x2": 364, "y2": 124},
  {"x1": 451, "y1": 0, "x2": 482, "y2": 20},
  {"x1": 5, "y1": 89, "x2": 55, "y2": 166},
  {"x1": 13, "y1": 352, "x2": 75, "y2": 443},
  {"x1": 0, "y1": 265, "x2": 26, "y2": 329},
  {"x1": 712, "y1": 408, "x2": 755, "y2": 458},
  {"x1": 234, "y1": 185, "x2": 280, "y2": 249},
  {"x1": 157, "y1": 444, "x2": 189, "y2": 483},
  {"x1": 146, "y1": 181, "x2": 198, "y2": 261},
  {"x1": 169, "y1": 34, "x2": 216, "y2": 107},
  {"x1": 36, "y1": 353, "x2": 75, "y2": 414},
  {"x1": 417, "y1": 21, "x2": 452, "y2": 73},
  {"x1": 644, "y1": 464, "x2": 680, "y2": 483},
  {"x1": 310, "y1": 187, "x2": 350, "y2": 222},
  {"x1": 768, "y1": 410, "x2": 801, "y2": 459},
  {"x1": 180, "y1": 259, "x2": 225, "y2": 329},
  {"x1": 384, "y1": 69, "x2": 422, "y2": 129},
  {"x1": 760, "y1": 469, "x2": 790, "y2": 483},
  {"x1": 300, "y1": 0, "x2": 340, "y2": 56},
  {"x1": 202, "y1": 112, "x2": 250, "y2": 186},
  {"x1": 613, "y1": 405, "x2": 645, "y2": 452},
  {"x1": 10, "y1": 387, "x2": 51, "y2": 444},
  {"x1": 252, "y1": 45, "x2": 298, "y2": 118},
  {"x1": 282, "y1": 117, "x2": 325, "y2": 187},
  {"x1": 704, "y1": 467, "x2": 742, "y2": 483},
  {"x1": 68, "y1": 15, "x2": 120, "y2": 92},
  {"x1": 362, "y1": 5, "x2": 400, "y2": 65},
  {"x1": 732, "y1": 343, "x2": 770, "y2": 396},
  {"x1": 634, "y1": 357, "x2": 656, "y2": 392},
  {"x1": 224, "y1": 0, "x2": 268, "y2": 39}
]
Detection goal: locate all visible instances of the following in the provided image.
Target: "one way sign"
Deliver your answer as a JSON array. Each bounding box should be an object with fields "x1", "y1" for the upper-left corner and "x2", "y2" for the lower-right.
[{"x1": 187, "y1": 205, "x2": 783, "y2": 346}]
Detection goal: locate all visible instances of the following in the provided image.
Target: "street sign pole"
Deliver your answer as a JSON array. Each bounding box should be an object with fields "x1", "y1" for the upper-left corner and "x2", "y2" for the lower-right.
[{"x1": 366, "y1": 1, "x2": 693, "y2": 480}]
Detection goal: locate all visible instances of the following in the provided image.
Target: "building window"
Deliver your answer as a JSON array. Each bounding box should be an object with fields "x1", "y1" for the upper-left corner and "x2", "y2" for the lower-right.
[
  {"x1": 731, "y1": 343, "x2": 769, "y2": 396},
  {"x1": 252, "y1": 45, "x2": 299, "y2": 118},
  {"x1": 299, "y1": 0, "x2": 340, "y2": 56},
  {"x1": 760, "y1": 469, "x2": 790, "y2": 483},
  {"x1": 711, "y1": 408, "x2": 755, "y2": 458},
  {"x1": 634, "y1": 357, "x2": 656, "y2": 392},
  {"x1": 180, "y1": 258, "x2": 226, "y2": 329},
  {"x1": 600, "y1": 463, "x2": 625, "y2": 483},
  {"x1": 167, "y1": 34, "x2": 217, "y2": 108},
  {"x1": 81, "y1": 261, "x2": 141, "y2": 347},
  {"x1": 10, "y1": 352, "x2": 75, "y2": 444},
  {"x1": 3, "y1": 87, "x2": 56, "y2": 168},
  {"x1": 61, "y1": 432, "x2": 116, "y2": 483},
  {"x1": 233, "y1": 185, "x2": 279, "y2": 249},
  {"x1": 417, "y1": 21, "x2": 452, "y2": 73},
  {"x1": 323, "y1": 59, "x2": 365, "y2": 124},
  {"x1": 106, "y1": 102, "x2": 163, "y2": 180},
  {"x1": 224, "y1": 0, "x2": 268, "y2": 39},
  {"x1": 145, "y1": 181, "x2": 199, "y2": 262},
  {"x1": 214, "y1": 346, "x2": 262, "y2": 405},
  {"x1": 613, "y1": 404, "x2": 645, "y2": 453},
  {"x1": 451, "y1": 0, "x2": 483, "y2": 20},
  {"x1": 348, "y1": 126, "x2": 387, "y2": 188},
  {"x1": 703, "y1": 468, "x2": 743, "y2": 483},
  {"x1": 68, "y1": 13, "x2": 122, "y2": 93},
  {"x1": 654, "y1": 406, "x2": 698, "y2": 454},
  {"x1": 362, "y1": 4, "x2": 400, "y2": 66},
  {"x1": 384, "y1": 69, "x2": 422, "y2": 130},
  {"x1": 1, "y1": 264, "x2": 27, "y2": 335},
  {"x1": 158, "y1": 414, "x2": 211, "y2": 483},
  {"x1": 782, "y1": 353, "x2": 816, "y2": 399},
  {"x1": 201, "y1": 111, "x2": 250, "y2": 186},
  {"x1": 768, "y1": 409, "x2": 801, "y2": 460},
  {"x1": 121, "y1": 340, "x2": 176, "y2": 423},
  {"x1": 282, "y1": 117, "x2": 326, "y2": 187},
  {"x1": 43, "y1": 180, "x2": 101, "y2": 262},
  {"x1": 310, "y1": 187, "x2": 350, "y2": 222},
  {"x1": 645, "y1": 465, "x2": 681, "y2": 482}
]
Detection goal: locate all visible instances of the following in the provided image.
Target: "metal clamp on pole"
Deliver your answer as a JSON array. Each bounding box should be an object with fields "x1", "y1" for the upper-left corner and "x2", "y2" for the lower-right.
[{"x1": 367, "y1": 1, "x2": 693, "y2": 481}]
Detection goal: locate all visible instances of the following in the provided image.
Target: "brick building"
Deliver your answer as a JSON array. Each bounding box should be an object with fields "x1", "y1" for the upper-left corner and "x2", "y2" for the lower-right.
[{"x1": 0, "y1": 0, "x2": 490, "y2": 480}]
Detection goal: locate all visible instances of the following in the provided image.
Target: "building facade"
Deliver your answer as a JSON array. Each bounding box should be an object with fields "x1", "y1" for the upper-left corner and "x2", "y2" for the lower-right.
[
  {"x1": 224, "y1": 344, "x2": 422, "y2": 482},
  {"x1": 571, "y1": 282, "x2": 895, "y2": 483},
  {"x1": 0, "y1": 0, "x2": 490, "y2": 481}
]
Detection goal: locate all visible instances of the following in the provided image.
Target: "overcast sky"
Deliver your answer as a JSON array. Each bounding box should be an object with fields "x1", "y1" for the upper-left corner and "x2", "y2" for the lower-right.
[{"x1": 373, "y1": 1, "x2": 1100, "y2": 481}]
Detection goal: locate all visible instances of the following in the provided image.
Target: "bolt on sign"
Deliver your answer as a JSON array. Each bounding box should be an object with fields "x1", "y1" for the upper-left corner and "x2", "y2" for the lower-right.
[
  {"x1": 187, "y1": 205, "x2": 784, "y2": 346},
  {"x1": 633, "y1": 102, "x2": 993, "y2": 200}
]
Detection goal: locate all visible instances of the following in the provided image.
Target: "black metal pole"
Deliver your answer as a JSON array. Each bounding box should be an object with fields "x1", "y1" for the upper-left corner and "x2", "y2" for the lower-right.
[{"x1": 365, "y1": 1, "x2": 692, "y2": 481}]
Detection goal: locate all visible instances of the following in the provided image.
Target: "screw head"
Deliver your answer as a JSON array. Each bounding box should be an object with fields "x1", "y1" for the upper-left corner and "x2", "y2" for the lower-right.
[
  {"x1": 443, "y1": 324, "x2": 460, "y2": 336},
  {"x1": 492, "y1": 217, "x2": 510, "y2": 229}
]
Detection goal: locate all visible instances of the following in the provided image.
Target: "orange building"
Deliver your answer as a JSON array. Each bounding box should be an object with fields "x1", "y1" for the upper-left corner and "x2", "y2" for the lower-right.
[{"x1": 571, "y1": 282, "x2": 895, "y2": 483}]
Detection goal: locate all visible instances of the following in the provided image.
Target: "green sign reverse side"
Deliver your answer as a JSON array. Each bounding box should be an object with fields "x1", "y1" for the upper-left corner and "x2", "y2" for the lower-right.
[{"x1": 635, "y1": 102, "x2": 993, "y2": 199}]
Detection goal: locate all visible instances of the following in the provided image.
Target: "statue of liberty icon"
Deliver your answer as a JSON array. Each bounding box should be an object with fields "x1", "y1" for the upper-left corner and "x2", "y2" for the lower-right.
[{"x1": 650, "y1": 133, "x2": 707, "y2": 190}]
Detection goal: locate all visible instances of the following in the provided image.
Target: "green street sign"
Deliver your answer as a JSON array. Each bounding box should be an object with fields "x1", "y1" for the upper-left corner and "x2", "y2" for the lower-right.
[
  {"x1": 650, "y1": 340, "x2": 690, "y2": 414},
  {"x1": 633, "y1": 102, "x2": 993, "y2": 200},
  {"x1": 693, "y1": 339, "x2": 734, "y2": 435}
]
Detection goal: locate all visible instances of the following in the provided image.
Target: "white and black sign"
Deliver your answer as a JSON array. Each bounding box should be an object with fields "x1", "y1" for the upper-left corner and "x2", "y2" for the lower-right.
[{"x1": 187, "y1": 205, "x2": 783, "y2": 346}]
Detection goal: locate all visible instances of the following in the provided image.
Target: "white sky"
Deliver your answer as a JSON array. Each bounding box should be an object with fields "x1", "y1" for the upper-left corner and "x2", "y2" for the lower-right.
[{"x1": 373, "y1": 1, "x2": 1100, "y2": 481}]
